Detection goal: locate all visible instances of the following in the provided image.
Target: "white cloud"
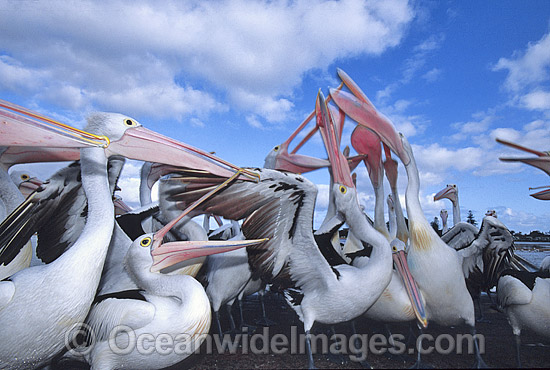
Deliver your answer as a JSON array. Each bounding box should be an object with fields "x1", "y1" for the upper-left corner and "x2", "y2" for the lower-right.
[
  {"x1": 422, "y1": 67, "x2": 442, "y2": 82},
  {"x1": 493, "y1": 32, "x2": 550, "y2": 93},
  {"x1": 521, "y1": 90, "x2": 550, "y2": 111},
  {"x1": 0, "y1": 0, "x2": 414, "y2": 124}
]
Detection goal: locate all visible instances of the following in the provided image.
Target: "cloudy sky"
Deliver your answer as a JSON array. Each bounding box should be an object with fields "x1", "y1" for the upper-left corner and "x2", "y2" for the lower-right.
[{"x1": 2, "y1": 0, "x2": 550, "y2": 233}]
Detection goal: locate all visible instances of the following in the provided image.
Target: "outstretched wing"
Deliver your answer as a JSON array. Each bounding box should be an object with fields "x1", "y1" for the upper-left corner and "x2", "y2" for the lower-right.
[
  {"x1": 441, "y1": 222, "x2": 478, "y2": 251},
  {"x1": 163, "y1": 168, "x2": 337, "y2": 292},
  {"x1": 0, "y1": 162, "x2": 86, "y2": 266}
]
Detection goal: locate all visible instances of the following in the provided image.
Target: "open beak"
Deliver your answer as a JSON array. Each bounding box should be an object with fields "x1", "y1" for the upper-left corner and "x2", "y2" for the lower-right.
[
  {"x1": 351, "y1": 125, "x2": 383, "y2": 188},
  {"x1": 393, "y1": 249, "x2": 428, "y2": 328},
  {"x1": 106, "y1": 126, "x2": 258, "y2": 182},
  {"x1": 499, "y1": 156, "x2": 550, "y2": 176},
  {"x1": 0, "y1": 99, "x2": 107, "y2": 149},
  {"x1": 496, "y1": 138, "x2": 549, "y2": 157},
  {"x1": 273, "y1": 142, "x2": 331, "y2": 174},
  {"x1": 329, "y1": 88, "x2": 409, "y2": 165},
  {"x1": 150, "y1": 237, "x2": 268, "y2": 273},
  {"x1": 316, "y1": 91, "x2": 355, "y2": 188},
  {"x1": 0, "y1": 147, "x2": 81, "y2": 170},
  {"x1": 530, "y1": 186, "x2": 550, "y2": 200}
]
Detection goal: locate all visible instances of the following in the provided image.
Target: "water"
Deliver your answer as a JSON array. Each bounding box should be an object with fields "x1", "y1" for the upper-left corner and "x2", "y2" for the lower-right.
[{"x1": 514, "y1": 242, "x2": 550, "y2": 269}]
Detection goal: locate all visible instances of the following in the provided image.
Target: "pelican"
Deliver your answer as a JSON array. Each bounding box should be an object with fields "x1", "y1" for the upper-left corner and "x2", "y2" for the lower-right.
[
  {"x1": 0, "y1": 102, "x2": 256, "y2": 369},
  {"x1": 9, "y1": 170, "x2": 43, "y2": 198},
  {"x1": 163, "y1": 91, "x2": 393, "y2": 368},
  {"x1": 434, "y1": 184, "x2": 461, "y2": 226},
  {"x1": 497, "y1": 267, "x2": 550, "y2": 367},
  {"x1": 497, "y1": 138, "x2": 550, "y2": 200},
  {"x1": 329, "y1": 86, "x2": 487, "y2": 366},
  {"x1": 69, "y1": 218, "x2": 265, "y2": 370},
  {"x1": 440, "y1": 209, "x2": 449, "y2": 234}
]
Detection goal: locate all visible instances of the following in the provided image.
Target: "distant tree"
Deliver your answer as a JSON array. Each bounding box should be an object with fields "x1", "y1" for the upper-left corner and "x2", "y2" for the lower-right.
[
  {"x1": 466, "y1": 210, "x2": 477, "y2": 227},
  {"x1": 431, "y1": 216, "x2": 441, "y2": 236}
]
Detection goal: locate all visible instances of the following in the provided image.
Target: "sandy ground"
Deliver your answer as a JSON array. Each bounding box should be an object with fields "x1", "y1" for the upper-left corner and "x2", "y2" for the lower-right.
[{"x1": 56, "y1": 292, "x2": 549, "y2": 369}]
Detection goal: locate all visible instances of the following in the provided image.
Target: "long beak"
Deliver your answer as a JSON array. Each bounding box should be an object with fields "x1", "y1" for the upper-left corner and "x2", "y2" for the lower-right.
[
  {"x1": 499, "y1": 157, "x2": 550, "y2": 176},
  {"x1": 105, "y1": 126, "x2": 258, "y2": 182},
  {"x1": 496, "y1": 138, "x2": 548, "y2": 157},
  {"x1": 433, "y1": 185, "x2": 454, "y2": 202},
  {"x1": 316, "y1": 91, "x2": 354, "y2": 188},
  {"x1": 0, "y1": 147, "x2": 81, "y2": 170},
  {"x1": 393, "y1": 250, "x2": 428, "y2": 328},
  {"x1": 351, "y1": 125, "x2": 382, "y2": 188},
  {"x1": 337, "y1": 68, "x2": 376, "y2": 108},
  {"x1": 381, "y1": 143, "x2": 397, "y2": 186},
  {"x1": 113, "y1": 197, "x2": 133, "y2": 215},
  {"x1": 150, "y1": 238, "x2": 268, "y2": 273},
  {"x1": 18, "y1": 177, "x2": 43, "y2": 197},
  {"x1": 530, "y1": 187, "x2": 550, "y2": 200},
  {"x1": 329, "y1": 88, "x2": 409, "y2": 165},
  {"x1": 273, "y1": 142, "x2": 331, "y2": 173}
]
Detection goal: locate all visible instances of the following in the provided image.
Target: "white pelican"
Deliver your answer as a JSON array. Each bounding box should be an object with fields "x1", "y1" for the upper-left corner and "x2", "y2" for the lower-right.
[
  {"x1": 9, "y1": 170, "x2": 43, "y2": 198},
  {"x1": 434, "y1": 183, "x2": 461, "y2": 226},
  {"x1": 497, "y1": 268, "x2": 550, "y2": 367},
  {"x1": 387, "y1": 195, "x2": 397, "y2": 239},
  {"x1": 70, "y1": 219, "x2": 265, "y2": 370},
  {"x1": 0, "y1": 102, "x2": 256, "y2": 369},
  {"x1": 164, "y1": 91, "x2": 393, "y2": 368},
  {"x1": 440, "y1": 209, "x2": 449, "y2": 234},
  {"x1": 497, "y1": 138, "x2": 550, "y2": 200},
  {"x1": 329, "y1": 86, "x2": 487, "y2": 367}
]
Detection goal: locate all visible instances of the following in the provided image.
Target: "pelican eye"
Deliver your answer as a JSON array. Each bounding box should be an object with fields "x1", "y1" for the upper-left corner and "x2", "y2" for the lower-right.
[
  {"x1": 339, "y1": 185, "x2": 347, "y2": 194},
  {"x1": 392, "y1": 245, "x2": 397, "y2": 252},
  {"x1": 124, "y1": 118, "x2": 136, "y2": 127},
  {"x1": 20, "y1": 174, "x2": 30, "y2": 181},
  {"x1": 273, "y1": 145, "x2": 280, "y2": 152},
  {"x1": 140, "y1": 237, "x2": 152, "y2": 248}
]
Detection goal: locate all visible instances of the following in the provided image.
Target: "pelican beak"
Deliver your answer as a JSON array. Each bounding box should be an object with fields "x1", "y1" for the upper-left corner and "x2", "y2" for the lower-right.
[
  {"x1": 496, "y1": 138, "x2": 548, "y2": 157},
  {"x1": 274, "y1": 150, "x2": 331, "y2": 174},
  {"x1": 150, "y1": 238, "x2": 268, "y2": 273},
  {"x1": 393, "y1": 249, "x2": 428, "y2": 328},
  {"x1": 351, "y1": 125, "x2": 383, "y2": 188},
  {"x1": 530, "y1": 187, "x2": 550, "y2": 200},
  {"x1": 329, "y1": 88, "x2": 409, "y2": 165},
  {"x1": 0, "y1": 99, "x2": 107, "y2": 149},
  {"x1": 316, "y1": 91, "x2": 355, "y2": 188},
  {"x1": 18, "y1": 177, "x2": 43, "y2": 197},
  {"x1": 336, "y1": 68, "x2": 375, "y2": 108},
  {"x1": 105, "y1": 126, "x2": 258, "y2": 182},
  {"x1": 433, "y1": 185, "x2": 454, "y2": 202},
  {"x1": 113, "y1": 197, "x2": 133, "y2": 215}
]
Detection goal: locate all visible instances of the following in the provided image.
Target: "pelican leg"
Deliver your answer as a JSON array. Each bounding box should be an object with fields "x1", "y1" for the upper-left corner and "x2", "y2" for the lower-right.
[
  {"x1": 226, "y1": 303, "x2": 236, "y2": 331},
  {"x1": 350, "y1": 320, "x2": 373, "y2": 369},
  {"x1": 409, "y1": 326, "x2": 434, "y2": 369},
  {"x1": 325, "y1": 325, "x2": 349, "y2": 365},
  {"x1": 305, "y1": 330, "x2": 317, "y2": 370},
  {"x1": 214, "y1": 310, "x2": 223, "y2": 337},
  {"x1": 475, "y1": 295, "x2": 491, "y2": 323},
  {"x1": 470, "y1": 326, "x2": 488, "y2": 369},
  {"x1": 238, "y1": 298, "x2": 257, "y2": 333},
  {"x1": 255, "y1": 290, "x2": 277, "y2": 326},
  {"x1": 514, "y1": 334, "x2": 522, "y2": 368}
]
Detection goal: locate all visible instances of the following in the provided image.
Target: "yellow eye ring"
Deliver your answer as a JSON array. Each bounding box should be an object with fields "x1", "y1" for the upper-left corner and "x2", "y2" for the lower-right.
[
  {"x1": 273, "y1": 145, "x2": 280, "y2": 152},
  {"x1": 140, "y1": 237, "x2": 152, "y2": 248},
  {"x1": 392, "y1": 246, "x2": 397, "y2": 252},
  {"x1": 339, "y1": 185, "x2": 347, "y2": 194},
  {"x1": 124, "y1": 118, "x2": 136, "y2": 127},
  {"x1": 21, "y1": 174, "x2": 30, "y2": 181}
]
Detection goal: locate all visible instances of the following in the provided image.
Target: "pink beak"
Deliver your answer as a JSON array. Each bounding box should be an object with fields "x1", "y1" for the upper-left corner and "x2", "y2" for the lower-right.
[
  {"x1": 393, "y1": 249, "x2": 428, "y2": 328},
  {"x1": 316, "y1": 91, "x2": 354, "y2": 188},
  {"x1": 351, "y1": 125, "x2": 383, "y2": 188},
  {"x1": 433, "y1": 185, "x2": 456, "y2": 202},
  {"x1": 329, "y1": 88, "x2": 409, "y2": 165},
  {"x1": 18, "y1": 177, "x2": 43, "y2": 197},
  {"x1": 150, "y1": 238, "x2": 268, "y2": 273}
]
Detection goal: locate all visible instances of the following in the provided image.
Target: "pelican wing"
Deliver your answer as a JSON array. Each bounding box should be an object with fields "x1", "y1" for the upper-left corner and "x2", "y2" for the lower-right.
[
  {"x1": 164, "y1": 168, "x2": 337, "y2": 292},
  {"x1": 441, "y1": 222, "x2": 478, "y2": 251},
  {"x1": 86, "y1": 297, "x2": 155, "y2": 343}
]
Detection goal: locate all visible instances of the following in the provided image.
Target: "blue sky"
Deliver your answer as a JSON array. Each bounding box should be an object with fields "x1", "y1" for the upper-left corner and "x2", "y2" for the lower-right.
[{"x1": 1, "y1": 0, "x2": 550, "y2": 233}]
